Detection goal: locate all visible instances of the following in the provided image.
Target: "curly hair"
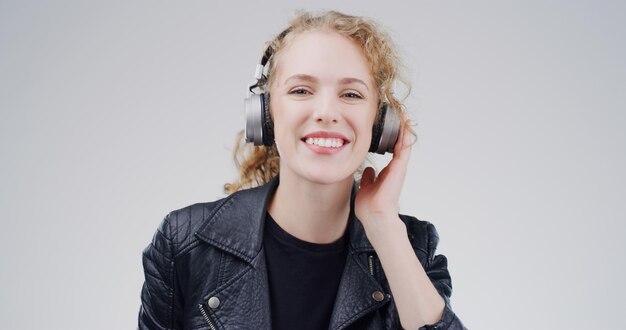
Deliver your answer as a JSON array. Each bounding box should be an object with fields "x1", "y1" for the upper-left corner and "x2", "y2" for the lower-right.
[{"x1": 224, "y1": 10, "x2": 413, "y2": 194}]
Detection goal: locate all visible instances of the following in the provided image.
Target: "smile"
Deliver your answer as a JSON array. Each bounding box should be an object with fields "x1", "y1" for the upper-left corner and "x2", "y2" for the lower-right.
[
  {"x1": 300, "y1": 132, "x2": 350, "y2": 155},
  {"x1": 304, "y1": 137, "x2": 344, "y2": 148}
]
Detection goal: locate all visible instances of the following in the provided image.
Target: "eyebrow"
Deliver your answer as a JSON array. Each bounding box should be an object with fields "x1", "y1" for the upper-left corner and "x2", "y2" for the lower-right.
[{"x1": 283, "y1": 74, "x2": 370, "y2": 91}]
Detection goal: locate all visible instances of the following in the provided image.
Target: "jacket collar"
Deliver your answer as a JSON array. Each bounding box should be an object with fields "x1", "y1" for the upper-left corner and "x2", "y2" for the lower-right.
[
  {"x1": 195, "y1": 175, "x2": 376, "y2": 264},
  {"x1": 194, "y1": 176, "x2": 390, "y2": 330}
]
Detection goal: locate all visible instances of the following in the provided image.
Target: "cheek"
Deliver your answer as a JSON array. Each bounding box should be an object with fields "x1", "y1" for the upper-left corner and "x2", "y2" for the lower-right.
[
  {"x1": 361, "y1": 123, "x2": 374, "y2": 147},
  {"x1": 357, "y1": 111, "x2": 378, "y2": 142},
  {"x1": 270, "y1": 101, "x2": 304, "y2": 143}
]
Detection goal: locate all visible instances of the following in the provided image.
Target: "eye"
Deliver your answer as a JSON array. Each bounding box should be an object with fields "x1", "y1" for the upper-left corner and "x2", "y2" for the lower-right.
[
  {"x1": 288, "y1": 88, "x2": 311, "y2": 95},
  {"x1": 342, "y1": 91, "x2": 363, "y2": 99}
]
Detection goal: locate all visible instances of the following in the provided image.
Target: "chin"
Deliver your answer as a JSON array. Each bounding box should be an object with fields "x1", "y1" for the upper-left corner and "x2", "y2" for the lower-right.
[
  {"x1": 299, "y1": 165, "x2": 357, "y2": 186},
  {"x1": 278, "y1": 144, "x2": 367, "y2": 185}
]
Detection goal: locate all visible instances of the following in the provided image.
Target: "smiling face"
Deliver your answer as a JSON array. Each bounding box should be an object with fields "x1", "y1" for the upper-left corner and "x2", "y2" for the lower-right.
[{"x1": 269, "y1": 29, "x2": 379, "y2": 185}]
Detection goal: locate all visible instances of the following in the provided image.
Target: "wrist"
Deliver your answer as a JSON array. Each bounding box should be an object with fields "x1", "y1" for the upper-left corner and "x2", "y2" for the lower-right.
[{"x1": 362, "y1": 215, "x2": 407, "y2": 249}]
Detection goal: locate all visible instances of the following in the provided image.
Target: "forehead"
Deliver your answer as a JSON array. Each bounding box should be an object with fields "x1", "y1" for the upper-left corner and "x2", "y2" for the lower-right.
[{"x1": 272, "y1": 30, "x2": 374, "y2": 87}]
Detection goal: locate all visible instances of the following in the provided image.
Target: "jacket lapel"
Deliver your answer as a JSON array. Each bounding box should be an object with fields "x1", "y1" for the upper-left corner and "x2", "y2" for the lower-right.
[
  {"x1": 328, "y1": 212, "x2": 391, "y2": 330},
  {"x1": 195, "y1": 177, "x2": 278, "y2": 264},
  {"x1": 194, "y1": 178, "x2": 278, "y2": 329},
  {"x1": 200, "y1": 248, "x2": 271, "y2": 329}
]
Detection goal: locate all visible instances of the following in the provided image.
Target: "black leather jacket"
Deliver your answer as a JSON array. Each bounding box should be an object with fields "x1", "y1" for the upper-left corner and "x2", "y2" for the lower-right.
[{"x1": 138, "y1": 177, "x2": 466, "y2": 329}]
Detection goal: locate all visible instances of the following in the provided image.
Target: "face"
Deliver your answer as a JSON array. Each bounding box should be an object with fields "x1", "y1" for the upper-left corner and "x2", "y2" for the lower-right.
[{"x1": 269, "y1": 29, "x2": 379, "y2": 185}]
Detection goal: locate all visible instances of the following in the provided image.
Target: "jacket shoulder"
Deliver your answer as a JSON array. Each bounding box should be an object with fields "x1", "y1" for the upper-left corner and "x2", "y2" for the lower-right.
[
  {"x1": 398, "y1": 214, "x2": 440, "y2": 258},
  {"x1": 159, "y1": 195, "x2": 234, "y2": 255}
]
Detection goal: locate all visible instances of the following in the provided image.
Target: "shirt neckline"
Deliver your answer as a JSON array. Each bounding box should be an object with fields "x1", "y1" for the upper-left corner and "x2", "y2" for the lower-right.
[{"x1": 264, "y1": 212, "x2": 348, "y2": 253}]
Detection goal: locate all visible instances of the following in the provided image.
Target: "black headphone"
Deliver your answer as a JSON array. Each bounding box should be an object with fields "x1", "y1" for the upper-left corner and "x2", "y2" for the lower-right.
[{"x1": 244, "y1": 30, "x2": 400, "y2": 154}]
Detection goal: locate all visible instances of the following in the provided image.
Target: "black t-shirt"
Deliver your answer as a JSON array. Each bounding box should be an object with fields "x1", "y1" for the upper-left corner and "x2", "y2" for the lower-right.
[{"x1": 263, "y1": 212, "x2": 348, "y2": 330}]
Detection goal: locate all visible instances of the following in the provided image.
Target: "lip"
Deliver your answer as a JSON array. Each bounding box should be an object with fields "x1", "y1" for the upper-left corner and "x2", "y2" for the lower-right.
[
  {"x1": 301, "y1": 131, "x2": 350, "y2": 155},
  {"x1": 301, "y1": 131, "x2": 350, "y2": 142}
]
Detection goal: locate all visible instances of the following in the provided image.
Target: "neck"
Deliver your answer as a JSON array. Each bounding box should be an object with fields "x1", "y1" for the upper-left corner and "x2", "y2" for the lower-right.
[{"x1": 268, "y1": 169, "x2": 353, "y2": 244}]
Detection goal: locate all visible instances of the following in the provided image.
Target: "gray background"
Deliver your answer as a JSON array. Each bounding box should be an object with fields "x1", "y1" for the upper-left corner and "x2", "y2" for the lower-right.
[{"x1": 1, "y1": 0, "x2": 625, "y2": 329}]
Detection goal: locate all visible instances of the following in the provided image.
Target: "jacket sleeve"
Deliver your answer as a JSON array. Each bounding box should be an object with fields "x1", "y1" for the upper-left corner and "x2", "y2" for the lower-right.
[
  {"x1": 418, "y1": 222, "x2": 467, "y2": 330},
  {"x1": 138, "y1": 213, "x2": 183, "y2": 330}
]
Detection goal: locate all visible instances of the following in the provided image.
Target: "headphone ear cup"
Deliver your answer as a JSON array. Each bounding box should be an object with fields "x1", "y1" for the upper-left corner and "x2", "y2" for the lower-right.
[
  {"x1": 369, "y1": 106, "x2": 386, "y2": 153},
  {"x1": 244, "y1": 92, "x2": 274, "y2": 146},
  {"x1": 261, "y1": 93, "x2": 274, "y2": 146},
  {"x1": 244, "y1": 93, "x2": 264, "y2": 145},
  {"x1": 369, "y1": 104, "x2": 401, "y2": 154}
]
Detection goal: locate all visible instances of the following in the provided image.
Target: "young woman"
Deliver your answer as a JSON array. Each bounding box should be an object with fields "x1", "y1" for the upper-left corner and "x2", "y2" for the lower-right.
[{"x1": 139, "y1": 11, "x2": 466, "y2": 330}]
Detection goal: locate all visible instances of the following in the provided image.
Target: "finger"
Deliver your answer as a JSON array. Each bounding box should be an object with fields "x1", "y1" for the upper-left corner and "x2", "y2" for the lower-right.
[
  {"x1": 393, "y1": 123, "x2": 405, "y2": 155},
  {"x1": 375, "y1": 164, "x2": 391, "y2": 184},
  {"x1": 360, "y1": 167, "x2": 376, "y2": 189},
  {"x1": 393, "y1": 124, "x2": 413, "y2": 165}
]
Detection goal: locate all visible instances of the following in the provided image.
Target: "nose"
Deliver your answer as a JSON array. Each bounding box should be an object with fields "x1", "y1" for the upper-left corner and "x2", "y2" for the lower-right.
[{"x1": 313, "y1": 94, "x2": 340, "y2": 125}]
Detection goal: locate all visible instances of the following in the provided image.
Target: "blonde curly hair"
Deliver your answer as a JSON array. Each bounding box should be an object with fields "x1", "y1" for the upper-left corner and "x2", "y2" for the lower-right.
[{"x1": 224, "y1": 10, "x2": 413, "y2": 194}]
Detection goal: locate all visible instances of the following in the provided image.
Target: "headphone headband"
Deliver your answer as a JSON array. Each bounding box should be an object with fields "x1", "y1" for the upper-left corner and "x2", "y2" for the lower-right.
[{"x1": 260, "y1": 27, "x2": 292, "y2": 67}]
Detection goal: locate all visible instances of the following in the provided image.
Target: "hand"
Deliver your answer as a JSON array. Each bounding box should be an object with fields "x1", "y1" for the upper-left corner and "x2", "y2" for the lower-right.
[{"x1": 355, "y1": 124, "x2": 414, "y2": 235}]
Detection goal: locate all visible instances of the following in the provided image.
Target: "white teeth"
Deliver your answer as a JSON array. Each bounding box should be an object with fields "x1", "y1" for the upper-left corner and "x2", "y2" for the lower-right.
[{"x1": 304, "y1": 137, "x2": 344, "y2": 148}]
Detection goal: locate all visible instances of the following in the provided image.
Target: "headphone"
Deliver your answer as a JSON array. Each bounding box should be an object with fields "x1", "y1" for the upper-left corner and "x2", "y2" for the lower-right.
[{"x1": 244, "y1": 30, "x2": 400, "y2": 155}]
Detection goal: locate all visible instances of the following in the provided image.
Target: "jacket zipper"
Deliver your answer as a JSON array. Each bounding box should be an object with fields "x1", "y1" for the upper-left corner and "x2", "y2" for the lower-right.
[
  {"x1": 368, "y1": 254, "x2": 375, "y2": 276},
  {"x1": 198, "y1": 304, "x2": 217, "y2": 330}
]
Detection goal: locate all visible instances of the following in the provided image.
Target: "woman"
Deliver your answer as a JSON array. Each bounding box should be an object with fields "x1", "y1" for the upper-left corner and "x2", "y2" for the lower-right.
[{"x1": 139, "y1": 11, "x2": 466, "y2": 330}]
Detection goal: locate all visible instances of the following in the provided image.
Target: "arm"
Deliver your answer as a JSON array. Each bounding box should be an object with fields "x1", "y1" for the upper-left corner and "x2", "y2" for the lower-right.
[
  {"x1": 138, "y1": 213, "x2": 182, "y2": 330},
  {"x1": 356, "y1": 126, "x2": 466, "y2": 329},
  {"x1": 365, "y1": 216, "x2": 465, "y2": 329},
  {"x1": 362, "y1": 216, "x2": 444, "y2": 329}
]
